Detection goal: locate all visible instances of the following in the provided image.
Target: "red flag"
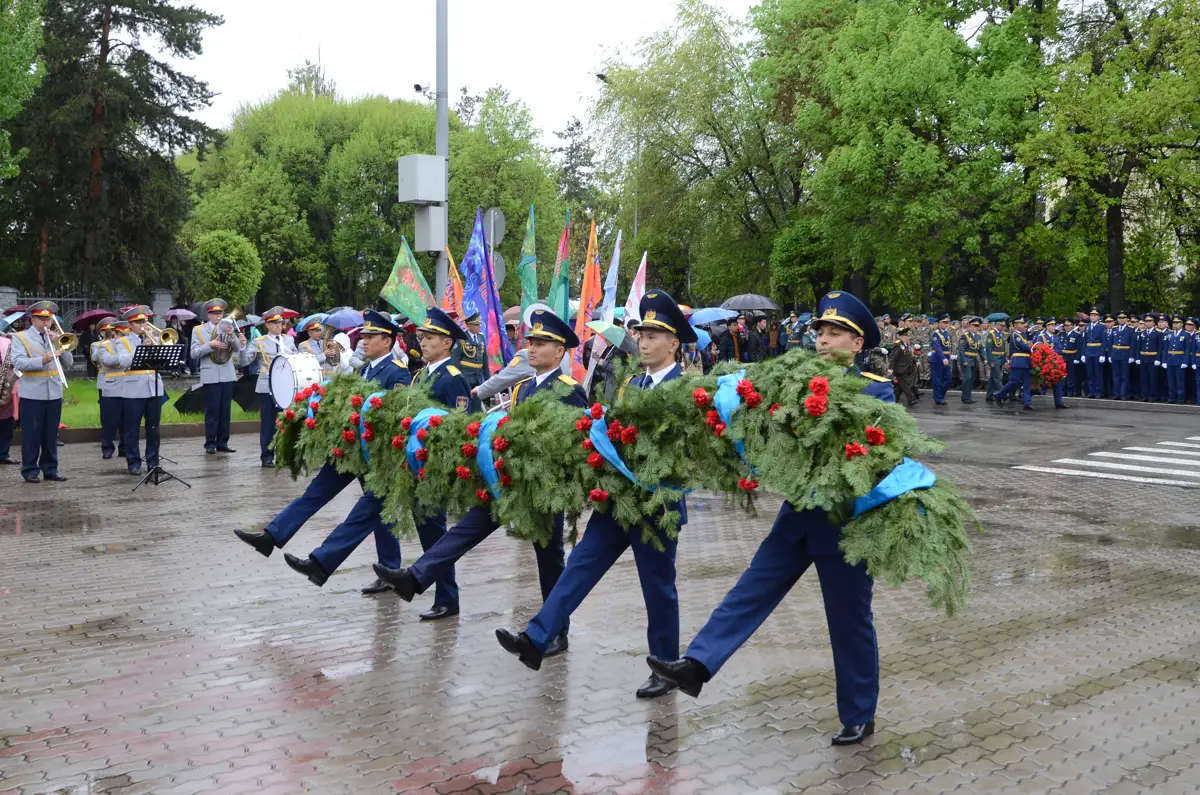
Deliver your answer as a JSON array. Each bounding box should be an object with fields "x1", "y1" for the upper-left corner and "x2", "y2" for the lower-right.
[
  {"x1": 572, "y1": 221, "x2": 602, "y2": 381},
  {"x1": 442, "y1": 247, "x2": 465, "y2": 324}
]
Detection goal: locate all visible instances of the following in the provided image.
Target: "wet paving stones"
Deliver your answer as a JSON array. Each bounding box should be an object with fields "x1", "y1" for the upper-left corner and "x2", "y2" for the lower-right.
[{"x1": 3, "y1": 406, "x2": 1200, "y2": 793}]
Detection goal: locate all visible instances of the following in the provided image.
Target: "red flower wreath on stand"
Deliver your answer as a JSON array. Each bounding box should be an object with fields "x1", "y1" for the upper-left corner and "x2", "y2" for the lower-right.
[{"x1": 1030, "y1": 343, "x2": 1068, "y2": 388}]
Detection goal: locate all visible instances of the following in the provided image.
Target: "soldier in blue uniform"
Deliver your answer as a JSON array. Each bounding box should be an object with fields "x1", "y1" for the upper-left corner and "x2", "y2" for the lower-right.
[
  {"x1": 929, "y1": 314, "x2": 951, "y2": 405},
  {"x1": 1060, "y1": 319, "x2": 1081, "y2": 397},
  {"x1": 373, "y1": 309, "x2": 585, "y2": 644},
  {"x1": 1187, "y1": 318, "x2": 1200, "y2": 404},
  {"x1": 1156, "y1": 314, "x2": 1171, "y2": 399},
  {"x1": 1109, "y1": 312, "x2": 1134, "y2": 400},
  {"x1": 234, "y1": 310, "x2": 436, "y2": 597},
  {"x1": 451, "y1": 311, "x2": 490, "y2": 399},
  {"x1": 1137, "y1": 313, "x2": 1160, "y2": 401},
  {"x1": 10, "y1": 301, "x2": 74, "y2": 483},
  {"x1": 646, "y1": 290, "x2": 894, "y2": 747},
  {"x1": 957, "y1": 317, "x2": 982, "y2": 403},
  {"x1": 1082, "y1": 307, "x2": 1106, "y2": 398},
  {"x1": 984, "y1": 320, "x2": 1008, "y2": 402},
  {"x1": 495, "y1": 290, "x2": 696, "y2": 699},
  {"x1": 1164, "y1": 315, "x2": 1191, "y2": 404},
  {"x1": 994, "y1": 315, "x2": 1034, "y2": 410},
  {"x1": 1042, "y1": 318, "x2": 1069, "y2": 410}
]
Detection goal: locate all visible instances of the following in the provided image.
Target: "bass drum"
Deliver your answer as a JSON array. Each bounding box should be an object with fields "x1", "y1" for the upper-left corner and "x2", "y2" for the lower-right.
[{"x1": 270, "y1": 352, "x2": 323, "y2": 410}]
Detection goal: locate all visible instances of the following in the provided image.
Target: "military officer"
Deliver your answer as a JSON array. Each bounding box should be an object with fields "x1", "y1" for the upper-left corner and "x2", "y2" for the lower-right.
[
  {"x1": 1108, "y1": 311, "x2": 1134, "y2": 399},
  {"x1": 374, "y1": 308, "x2": 586, "y2": 641},
  {"x1": 91, "y1": 316, "x2": 124, "y2": 460},
  {"x1": 1060, "y1": 319, "x2": 1082, "y2": 397},
  {"x1": 929, "y1": 314, "x2": 951, "y2": 405},
  {"x1": 1164, "y1": 315, "x2": 1190, "y2": 404},
  {"x1": 452, "y1": 311, "x2": 490, "y2": 395},
  {"x1": 297, "y1": 315, "x2": 338, "y2": 380},
  {"x1": 957, "y1": 317, "x2": 982, "y2": 403},
  {"x1": 115, "y1": 306, "x2": 166, "y2": 476},
  {"x1": 1137, "y1": 313, "x2": 1159, "y2": 401},
  {"x1": 1081, "y1": 308, "x2": 1106, "y2": 398},
  {"x1": 234, "y1": 310, "x2": 426, "y2": 596},
  {"x1": 1041, "y1": 318, "x2": 1069, "y2": 409},
  {"x1": 10, "y1": 301, "x2": 73, "y2": 483},
  {"x1": 647, "y1": 290, "x2": 895, "y2": 746},
  {"x1": 994, "y1": 314, "x2": 1034, "y2": 410},
  {"x1": 785, "y1": 312, "x2": 804, "y2": 351},
  {"x1": 984, "y1": 320, "x2": 1008, "y2": 402},
  {"x1": 888, "y1": 327, "x2": 918, "y2": 405},
  {"x1": 190, "y1": 299, "x2": 246, "y2": 454},
  {"x1": 248, "y1": 307, "x2": 299, "y2": 467},
  {"x1": 496, "y1": 290, "x2": 695, "y2": 699}
]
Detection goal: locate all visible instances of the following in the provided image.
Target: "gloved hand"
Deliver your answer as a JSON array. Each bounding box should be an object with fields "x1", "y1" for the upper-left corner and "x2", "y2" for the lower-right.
[
  {"x1": 943, "y1": 359, "x2": 949, "y2": 366},
  {"x1": 1099, "y1": 356, "x2": 1106, "y2": 363},
  {"x1": 1184, "y1": 364, "x2": 1190, "y2": 370},
  {"x1": 1136, "y1": 359, "x2": 1141, "y2": 364}
]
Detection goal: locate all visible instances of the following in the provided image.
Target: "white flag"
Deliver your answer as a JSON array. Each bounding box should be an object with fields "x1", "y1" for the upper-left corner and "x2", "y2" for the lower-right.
[
  {"x1": 599, "y1": 230, "x2": 622, "y2": 323},
  {"x1": 624, "y1": 251, "x2": 647, "y2": 323}
]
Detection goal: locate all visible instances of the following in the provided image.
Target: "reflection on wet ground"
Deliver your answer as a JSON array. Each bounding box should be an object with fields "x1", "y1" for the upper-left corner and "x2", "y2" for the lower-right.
[{"x1": 3, "y1": 431, "x2": 1200, "y2": 793}]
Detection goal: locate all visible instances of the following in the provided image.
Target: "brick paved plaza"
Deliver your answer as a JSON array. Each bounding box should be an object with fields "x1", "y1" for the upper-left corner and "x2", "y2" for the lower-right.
[{"x1": 3, "y1": 403, "x2": 1200, "y2": 794}]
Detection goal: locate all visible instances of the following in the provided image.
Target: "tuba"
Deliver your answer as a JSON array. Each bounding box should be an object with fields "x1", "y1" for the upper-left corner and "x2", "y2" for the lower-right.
[{"x1": 209, "y1": 318, "x2": 239, "y2": 365}]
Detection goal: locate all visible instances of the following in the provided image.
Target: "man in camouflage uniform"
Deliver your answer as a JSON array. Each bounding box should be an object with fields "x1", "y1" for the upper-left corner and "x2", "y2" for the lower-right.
[{"x1": 913, "y1": 316, "x2": 932, "y2": 390}]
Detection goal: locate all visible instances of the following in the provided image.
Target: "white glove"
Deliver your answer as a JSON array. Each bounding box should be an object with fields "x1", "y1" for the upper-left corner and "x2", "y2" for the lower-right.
[
  {"x1": 950, "y1": 355, "x2": 958, "y2": 361},
  {"x1": 1099, "y1": 357, "x2": 1106, "y2": 363},
  {"x1": 1074, "y1": 359, "x2": 1080, "y2": 364},
  {"x1": 1155, "y1": 361, "x2": 1162, "y2": 367},
  {"x1": 943, "y1": 359, "x2": 949, "y2": 366},
  {"x1": 1136, "y1": 359, "x2": 1141, "y2": 364},
  {"x1": 1184, "y1": 364, "x2": 1190, "y2": 370}
]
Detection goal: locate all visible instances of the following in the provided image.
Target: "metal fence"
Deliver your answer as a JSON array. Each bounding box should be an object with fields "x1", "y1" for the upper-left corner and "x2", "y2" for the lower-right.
[{"x1": 15, "y1": 284, "x2": 132, "y2": 325}]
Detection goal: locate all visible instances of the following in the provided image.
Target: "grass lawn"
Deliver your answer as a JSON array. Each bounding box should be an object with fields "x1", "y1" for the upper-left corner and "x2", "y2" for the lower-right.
[{"x1": 53, "y1": 379, "x2": 259, "y2": 429}]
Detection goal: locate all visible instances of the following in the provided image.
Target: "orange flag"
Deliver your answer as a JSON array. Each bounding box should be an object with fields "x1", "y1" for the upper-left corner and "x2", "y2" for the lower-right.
[
  {"x1": 442, "y1": 246, "x2": 465, "y2": 323},
  {"x1": 571, "y1": 221, "x2": 602, "y2": 381}
]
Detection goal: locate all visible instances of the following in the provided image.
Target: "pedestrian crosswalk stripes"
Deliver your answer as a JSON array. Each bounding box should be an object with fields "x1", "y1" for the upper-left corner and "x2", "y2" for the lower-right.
[{"x1": 1013, "y1": 435, "x2": 1200, "y2": 488}]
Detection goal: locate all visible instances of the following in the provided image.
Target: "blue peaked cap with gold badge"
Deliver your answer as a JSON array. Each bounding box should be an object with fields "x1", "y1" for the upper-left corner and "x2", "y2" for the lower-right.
[
  {"x1": 812, "y1": 291, "x2": 881, "y2": 350},
  {"x1": 526, "y1": 308, "x2": 579, "y2": 348},
  {"x1": 634, "y1": 290, "x2": 698, "y2": 344},
  {"x1": 417, "y1": 306, "x2": 467, "y2": 342},
  {"x1": 361, "y1": 309, "x2": 398, "y2": 338}
]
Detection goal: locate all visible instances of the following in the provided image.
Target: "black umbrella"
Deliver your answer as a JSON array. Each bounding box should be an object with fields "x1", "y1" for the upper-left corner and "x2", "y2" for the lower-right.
[
  {"x1": 233, "y1": 373, "x2": 259, "y2": 411},
  {"x1": 721, "y1": 294, "x2": 780, "y2": 312},
  {"x1": 173, "y1": 384, "x2": 206, "y2": 415}
]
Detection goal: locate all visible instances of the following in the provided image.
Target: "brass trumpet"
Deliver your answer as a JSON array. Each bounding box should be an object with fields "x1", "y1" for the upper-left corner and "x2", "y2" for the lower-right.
[
  {"x1": 50, "y1": 316, "x2": 79, "y2": 354},
  {"x1": 146, "y1": 321, "x2": 180, "y2": 345}
]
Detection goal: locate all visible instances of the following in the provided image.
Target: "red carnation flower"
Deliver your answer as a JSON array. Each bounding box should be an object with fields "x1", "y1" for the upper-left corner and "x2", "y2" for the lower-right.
[
  {"x1": 350, "y1": 395, "x2": 364, "y2": 409},
  {"x1": 342, "y1": 429, "x2": 356, "y2": 442},
  {"x1": 714, "y1": 422, "x2": 726, "y2": 436},
  {"x1": 587, "y1": 451, "x2": 603, "y2": 469},
  {"x1": 349, "y1": 412, "x2": 361, "y2": 425},
  {"x1": 768, "y1": 403, "x2": 781, "y2": 416},
  {"x1": 476, "y1": 488, "x2": 491, "y2": 502},
  {"x1": 428, "y1": 415, "x2": 442, "y2": 429},
  {"x1": 735, "y1": 379, "x2": 755, "y2": 398},
  {"x1": 332, "y1": 448, "x2": 345, "y2": 458},
  {"x1": 575, "y1": 416, "x2": 593, "y2": 433},
  {"x1": 369, "y1": 396, "x2": 383, "y2": 409},
  {"x1": 391, "y1": 435, "x2": 405, "y2": 450},
  {"x1": 309, "y1": 400, "x2": 320, "y2": 413},
  {"x1": 693, "y1": 388, "x2": 711, "y2": 407},
  {"x1": 275, "y1": 419, "x2": 283, "y2": 429},
  {"x1": 362, "y1": 430, "x2": 375, "y2": 442},
  {"x1": 400, "y1": 417, "x2": 413, "y2": 431},
  {"x1": 808, "y1": 376, "x2": 830, "y2": 397},
  {"x1": 494, "y1": 457, "x2": 505, "y2": 471},
  {"x1": 284, "y1": 409, "x2": 296, "y2": 421},
  {"x1": 804, "y1": 395, "x2": 828, "y2": 417},
  {"x1": 418, "y1": 469, "x2": 426, "y2": 481},
  {"x1": 620, "y1": 425, "x2": 639, "y2": 445},
  {"x1": 416, "y1": 428, "x2": 429, "y2": 443},
  {"x1": 745, "y1": 392, "x2": 762, "y2": 409},
  {"x1": 304, "y1": 418, "x2": 317, "y2": 430},
  {"x1": 865, "y1": 426, "x2": 887, "y2": 446},
  {"x1": 317, "y1": 385, "x2": 327, "y2": 396},
  {"x1": 845, "y1": 442, "x2": 868, "y2": 459},
  {"x1": 589, "y1": 403, "x2": 604, "y2": 419},
  {"x1": 705, "y1": 409, "x2": 720, "y2": 428},
  {"x1": 364, "y1": 422, "x2": 374, "y2": 434},
  {"x1": 500, "y1": 473, "x2": 513, "y2": 487},
  {"x1": 415, "y1": 448, "x2": 429, "y2": 462},
  {"x1": 461, "y1": 443, "x2": 478, "y2": 457},
  {"x1": 493, "y1": 436, "x2": 510, "y2": 452},
  {"x1": 606, "y1": 421, "x2": 624, "y2": 442},
  {"x1": 497, "y1": 416, "x2": 510, "y2": 428},
  {"x1": 466, "y1": 421, "x2": 481, "y2": 438},
  {"x1": 589, "y1": 488, "x2": 609, "y2": 503},
  {"x1": 581, "y1": 439, "x2": 594, "y2": 451},
  {"x1": 456, "y1": 465, "x2": 472, "y2": 480},
  {"x1": 738, "y1": 477, "x2": 759, "y2": 492}
]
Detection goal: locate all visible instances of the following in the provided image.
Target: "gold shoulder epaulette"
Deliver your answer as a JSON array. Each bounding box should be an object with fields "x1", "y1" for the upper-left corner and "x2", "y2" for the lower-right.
[
  {"x1": 508, "y1": 356, "x2": 521, "y2": 367},
  {"x1": 558, "y1": 374, "x2": 579, "y2": 386},
  {"x1": 861, "y1": 372, "x2": 891, "y2": 383},
  {"x1": 392, "y1": 359, "x2": 403, "y2": 367},
  {"x1": 446, "y1": 365, "x2": 462, "y2": 377},
  {"x1": 514, "y1": 377, "x2": 533, "y2": 391}
]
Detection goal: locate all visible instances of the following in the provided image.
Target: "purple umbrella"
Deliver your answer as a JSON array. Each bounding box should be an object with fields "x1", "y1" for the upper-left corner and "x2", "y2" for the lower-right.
[
  {"x1": 164, "y1": 308, "x2": 197, "y2": 322},
  {"x1": 72, "y1": 308, "x2": 117, "y2": 330},
  {"x1": 324, "y1": 308, "x2": 364, "y2": 331}
]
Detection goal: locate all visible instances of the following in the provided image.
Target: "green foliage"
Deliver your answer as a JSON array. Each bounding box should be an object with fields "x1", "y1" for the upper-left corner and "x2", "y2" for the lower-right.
[
  {"x1": 191, "y1": 230, "x2": 263, "y2": 307},
  {"x1": 0, "y1": 0, "x2": 43, "y2": 179}
]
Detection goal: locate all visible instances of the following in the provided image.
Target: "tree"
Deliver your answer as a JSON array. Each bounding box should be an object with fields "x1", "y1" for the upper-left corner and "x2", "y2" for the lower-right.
[
  {"x1": 191, "y1": 229, "x2": 262, "y2": 307},
  {"x1": 286, "y1": 58, "x2": 336, "y2": 99},
  {"x1": 0, "y1": 0, "x2": 44, "y2": 179}
]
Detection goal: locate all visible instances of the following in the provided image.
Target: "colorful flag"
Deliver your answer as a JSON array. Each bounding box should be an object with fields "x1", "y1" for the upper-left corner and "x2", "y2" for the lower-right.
[
  {"x1": 599, "y1": 229, "x2": 622, "y2": 323},
  {"x1": 517, "y1": 206, "x2": 539, "y2": 317},
  {"x1": 547, "y1": 211, "x2": 571, "y2": 321},
  {"x1": 442, "y1": 246, "x2": 465, "y2": 323},
  {"x1": 571, "y1": 221, "x2": 602, "y2": 381},
  {"x1": 624, "y1": 251, "x2": 647, "y2": 323},
  {"x1": 460, "y1": 207, "x2": 514, "y2": 370},
  {"x1": 379, "y1": 236, "x2": 434, "y2": 324}
]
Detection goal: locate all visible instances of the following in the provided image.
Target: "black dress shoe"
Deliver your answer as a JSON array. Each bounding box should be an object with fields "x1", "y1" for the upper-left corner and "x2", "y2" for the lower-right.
[
  {"x1": 543, "y1": 633, "x2": 569, "y2": 658},
  {"x1": 216, "y1": 446, "x2": 237, "y2": 453},
  {"x1": 0, "y1": 457, "x2": 17, "y2": 465},
  {"x1": 420, "y1": 604, "x2": 459, "y2": 621},
  {"x1": 23, "y1": 476, "x2": 40, "y2": 484},
  {"x1": 234, "y1": 528, "x2": 275, "y2": 558},
  {"x1": 1023, "y1": 405, "x2": 1036, "y2": 411},
  {"x1": 128, "y1": 467, "x2": 142, "y2": 476},
  {"x1": 832, "y1": 721, "x2": 875, "y2": 746},
  {"x1": 102, "y1": 453, "x2": 113, "y2": 460},
  {"x1": 372, "y1": 563, "x2": 419, "y2": 602},
  {"x1": 44, "y1": 474, "x2": 68, "y2": 482},
  {"x1": 283, "y1": 552, "x2": 328, "y2": 586},
  {"x1": 261, "y1": 461, "x2": 276, "y2": 468},
  {"x1": 636, "y1": 673, "x2": 677, "y2": 699},
  {"x1": 646, "y1": 656, "x2": 708, "y2": 698},
  {"x1": 496, "y1": 628, "x2": 543, "y2": 671},
  {"x1": 360, "y1": 578, "x2": 392, "y2": 595},
  {"x1": 1055, "y1": 404, "x2": 1069, "y2": 409},
  {"x1": 205, "y1": 447, "x2": 217, "y2": 455}
]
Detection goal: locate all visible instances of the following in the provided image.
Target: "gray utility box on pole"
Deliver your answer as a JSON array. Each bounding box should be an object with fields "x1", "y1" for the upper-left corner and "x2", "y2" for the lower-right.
[{"x1": 398, "y1": 154, "x2": 447, "y2": 252}]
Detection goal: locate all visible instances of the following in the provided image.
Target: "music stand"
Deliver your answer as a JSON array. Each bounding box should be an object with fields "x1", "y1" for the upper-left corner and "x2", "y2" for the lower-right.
[{"x1": 128, "y1": 344, "x2": 192, "y2": 492}]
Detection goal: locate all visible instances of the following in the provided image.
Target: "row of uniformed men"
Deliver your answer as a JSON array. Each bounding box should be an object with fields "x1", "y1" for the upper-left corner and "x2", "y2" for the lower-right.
[{"x1": 234, "y1": 289, "x2": 897, "y2": 747}]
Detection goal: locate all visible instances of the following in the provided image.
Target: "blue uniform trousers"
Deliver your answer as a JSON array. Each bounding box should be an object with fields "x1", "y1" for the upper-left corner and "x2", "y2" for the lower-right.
[
  {"x1": 259, "y1": 393, "x2": 279, "y2": 464},
  {"x1": 0, "y1": 416, "x2": 13, "y2": 460},
  {"x1": 99, "y1": 391, "x2": 123, "y2": 456},
  {"x1": 986, "y1": 358, "x2": 1005, "y2": 400},
  {"x1": 685, "y1": 503, "x2": 878, "y2": 727},
  {"x1": 1194, "y1": 368, "x2": 1200, "y2": 406},
  {"x1": 1052, "y1": 379, "x2": 1065, "y2": 407},
  {"x1": 19, "y1": 397, "x2": 61, "y2": 480},
  {"x1": 203, "y1": 381, "x2": 234, "y2": 450},
  {"x1": 1084, "y1": 356, "x2": 1102, "y2": 397},
  {"x1": 1140, "y1": 361, "x2": 1157, "y2": 400},
  {"x1": 1064, "y1": 359, "x2": 1078, "y2": 396},
  {"x1": 526, "y1": 510, "x2": 678, "y2": 660},
  {"x1": 960, "y1": 363, "x2": 976, "y2": 402},
  {"x1": 121, "y1": 396, "x2": 161, "y2": 469},
  {"x1": 995, "y1": 367, "x2": 1032, "y2": 407},
  {"x1": 409, "y1": 505, "x2": 566, "y2": 608},
  {"x1": 930, "y1": 357, "x2": 949, "y2": 403},
  {"x1": 1111, "y1": 360, "x2": 1130, "y2": 399},
  {"x1": 1167, "y1": 363, "x2": 1186, "y2": 404}
]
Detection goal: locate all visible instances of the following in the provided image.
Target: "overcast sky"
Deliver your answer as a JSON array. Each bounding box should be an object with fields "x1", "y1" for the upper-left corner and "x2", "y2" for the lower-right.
[{"x1": 185, "y1": 0, "x2": 756, "y2": 141}]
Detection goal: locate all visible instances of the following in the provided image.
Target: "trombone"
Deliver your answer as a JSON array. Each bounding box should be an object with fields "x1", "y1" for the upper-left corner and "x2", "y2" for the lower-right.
[
  {"x1": 145, "y1": 321, "x2": 180, "y2": 345},
  {"x1": 48, "y1": 316, "x2": 78, "y2": 389}
]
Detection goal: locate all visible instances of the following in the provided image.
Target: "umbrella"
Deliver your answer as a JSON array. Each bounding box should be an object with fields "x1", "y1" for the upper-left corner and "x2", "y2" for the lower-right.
[
  {"x1": 172, "y1": 384, "x2": 207, "y2": 415},
  {"x1": 164, "y1": 308, "x2": 196, "y2": 322},
  {"x1": 984, "y1": 312, "x2": 1010, "y2": 322},
  {"x1": 690, "y1": 307, "x2": 739, "y2": 326},
  {"x1": 0, "y1": 311, "x2": 25, "y2": 332},
  {"x1": 693, "y1": 327, "x2": 713, "y2": 350},
  {"x1": 324, "y1": 308, "x2": 364, "y2": 331},
  {"x1": 72, "y1": 308, "x2": 115, "y2": 330},
  {"x1": 233, "y1": 374, "x2": 259, "y2": 411},
  {"x1": 586, "y1": 320, "x2": 639, "y2": 354},
  {"x1": 280, "y1": 308, "x2": 301, "y2": 319},
  {"x1": 721, "y1": 294, "x2": 779, "y2": 312},
  {"x1": 237, "y1": 314, "x2": 262, "y2": 329},
  {"x1": 3, "y1": 305, "x2": 27, "y2": 315},
  {"x1": 503, "y1": 305, "x2": 522, "y2": 323}
]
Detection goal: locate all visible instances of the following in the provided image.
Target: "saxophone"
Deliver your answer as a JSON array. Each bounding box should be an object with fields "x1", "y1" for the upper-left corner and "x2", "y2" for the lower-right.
[{"x1": 0, "y1": 335, "x2": 16, "y2": 407}]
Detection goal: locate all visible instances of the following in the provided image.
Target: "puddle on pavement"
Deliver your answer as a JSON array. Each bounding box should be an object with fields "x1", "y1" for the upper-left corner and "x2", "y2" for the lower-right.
[{"x1": 0, "y1": 499, "x2": 104, "y2": 536}]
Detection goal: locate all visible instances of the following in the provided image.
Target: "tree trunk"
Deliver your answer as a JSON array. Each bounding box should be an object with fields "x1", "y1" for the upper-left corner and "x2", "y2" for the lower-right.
[
  {"x1": 83, "y1": 3, "x2": 113, "y2": 288},
  {"x1": 1106, "y1": 193, "x2": 1126, "y2": 312},
  {"x1": 36, "y1": 217, "x2": 50, "y2": 292}
]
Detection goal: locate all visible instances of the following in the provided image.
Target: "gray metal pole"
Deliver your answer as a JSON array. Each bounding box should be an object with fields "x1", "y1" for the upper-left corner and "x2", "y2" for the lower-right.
[{"x1": 434, "y1": 0, "x2": 449, "y2": 297}]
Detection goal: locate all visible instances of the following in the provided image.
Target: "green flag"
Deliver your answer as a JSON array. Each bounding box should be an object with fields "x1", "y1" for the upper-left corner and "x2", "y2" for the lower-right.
[
  {"x1": 517, "y1": 205, "x2": 539, "y2": 316},
  {"x1": 379, "y1": 236, "x2": 434, "y2": 324},
  {"x1": 546, "y1": 210, "x2": 571, "y2": 320}
]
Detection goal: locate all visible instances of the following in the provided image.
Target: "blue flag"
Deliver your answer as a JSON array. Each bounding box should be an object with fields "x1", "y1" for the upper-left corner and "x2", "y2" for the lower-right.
[{"x1": 460, "y1": 207, "x2": 514, "y2": 369}]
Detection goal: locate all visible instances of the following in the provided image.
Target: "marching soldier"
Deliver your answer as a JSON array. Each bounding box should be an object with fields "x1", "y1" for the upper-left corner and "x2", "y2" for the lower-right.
[
  {"x1": 994, "y1": 315, "x2": 1034, "y2": 410},
  {"x1": 1042, "y1": 318, "x2": 1069, "y2": 410},
  {"x1": 957, "y1": 317, "x2": 982, "y2": 403},
  {"x1": 1109, "y1": 312, "x2": 1134, "y2": 400},
  {"x1": 929, "y1": 314, "x2": 951, "y2": 405},
  {"x1": 1061, "y1": 319, "x2": 1082, "y2": 397},
  {"x1": 249, "y1": 307, "x2": 299, "y2": 467},
  {"x1": 91, "y1": 316, "x2": 124, "y2": 460},
  {"x1": 889, "y1": 327, "x2": 918, "y2": 405},
  {"x1": 10, "y1": 301, "x2": 73, "y2": 483},
  {"x1": 117, "y1": 306, "x2": 167, "y2": 476},
  {"x1": 190, "y1": 299, "x2": 246, "y2": 454},
  {"x1": 496, "y1": 290, "x2": 695, "y2": 698},
  {"x1": 984, "y1": 320, "x2": 1008, "y2": 402}
]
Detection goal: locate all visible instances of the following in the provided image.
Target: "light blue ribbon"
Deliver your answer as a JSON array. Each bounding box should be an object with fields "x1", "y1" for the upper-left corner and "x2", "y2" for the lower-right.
[
  {"x1": 714, "y1": 370, "x2": 754, "y2": 469},
  {"x1": 852, "y1": 458, "x2": 937, "y2": 517},
  {"x1": 405, "y1": 407, "x2": 448, "y2": 472},
  {"x1": 357, "y1": 391, "x2": 388, "y2": 461},
  {"x1": 589, "y1": 410, "x2": 642, "y2": 486},
  {"x1": 476, "y1": 411, "x2": 508, "y2": 498},
  {"x1": 306, "y1": 391, "x2": 324, "y2": 420}
]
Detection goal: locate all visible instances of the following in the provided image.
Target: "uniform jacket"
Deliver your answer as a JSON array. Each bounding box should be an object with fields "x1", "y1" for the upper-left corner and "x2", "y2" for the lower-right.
[
  {"x1": 414, "y1": 359, "x2": 471, "y2": 410},
  {"x1": 957, "y1": 331, "x2": 982, "y2": 367},
  {"x1": 1165, "y1": 330, "x2": 1191, "y2": 367},
  {"x1": 10, "y1": 327, "x2": 74, "y2": 400},
  {"x1": 248, "y1": 334, "x2": 298, "y2": 394},
  {"x1": 929, "y1": 328, "x2": 950, "y2": 361},
  {"x1": 113, "y1": 333, "x2": 165, "y2": 399},
  {"x1": 1083, "y1": 322, "x2": 1107, "y2": 358},
  {"x1": 1008, "y1": 330, "x2": 1032, "y2": 371},
  {"x1": 358, "y1": 356, "x2": 412, "y2": 390},
  {"x1": 1109, "y1": 325, "x2": 1134, "y2": 362},
  {"x1": 888, "y1": 340, "x2": 917, "y2": 375},
  {"x1": 190, "y1": 321, "x2": 245, "y2": 385},
  {"x1": 513, "y1": 371, "x2": 588, "y2": 408},
  {"x1": 1138, "y1": 327, "x2": 1161, "y2": 364},
  {"x1": 452, "y1": 332, "x2": 489, "y2": 384}
]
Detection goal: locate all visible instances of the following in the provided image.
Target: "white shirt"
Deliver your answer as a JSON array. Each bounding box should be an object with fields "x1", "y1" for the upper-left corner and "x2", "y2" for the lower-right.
[
  {"x1": 363, "y1": 352, "x2": 391, "y2": 376},
  {"x1": 644, "y1": 363, "x2": 676, "y2": 389},
  {"x1": 424, "y1": 356, "x2": 449, "y2": 377},
  {"x1": 534, "y1": 369, "x2": 557, "y2": 387}
]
